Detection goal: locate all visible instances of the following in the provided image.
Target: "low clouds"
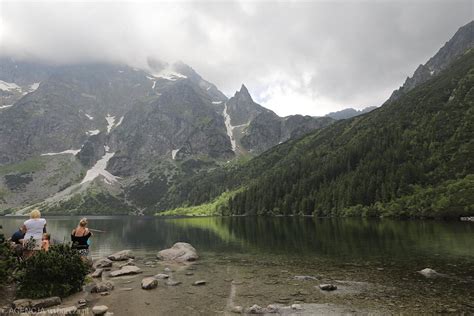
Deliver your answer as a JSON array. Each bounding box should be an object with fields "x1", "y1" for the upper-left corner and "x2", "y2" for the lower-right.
[{"x1": 0, "y1": 0, "x2": 472, "y2": 116}]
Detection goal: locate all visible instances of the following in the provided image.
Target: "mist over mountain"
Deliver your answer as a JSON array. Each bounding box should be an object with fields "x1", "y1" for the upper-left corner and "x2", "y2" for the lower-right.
[
  {"x1": 0, "y1": 58, "x2": 331, "y2": 214},
  {"x1": 325, "y1": 106, "x2": 377, "y2": 120}
]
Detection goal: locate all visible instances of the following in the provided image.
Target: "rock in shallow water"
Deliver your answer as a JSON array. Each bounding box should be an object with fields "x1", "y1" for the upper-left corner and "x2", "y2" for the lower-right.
[
  {"x1": 192, "y1": 280, "x2": 207, "y2": 286},
  {"x1": 165, "y1": 280, "x2": 182, "y2": 286},
  {"x1": 231, "y1": 306, "x2": 243, "y2": 313},
  {"x1": 141, "y1": 277, "x2": 158, "y2": 290},
  {"x1": 154, "y1": 273, "x2": 169, "y2": 279},
  {"x1": 294, "y1": 275, "x2": 318, "y2": 281},
  {"x1": 109, "y1": 265, "x2": 142, "y2": 277},
  {"x1": 157, "y1": 242, "x2": 198, "y2": 262},
  {"x1": 418, "y1": 268, "x2": 441, "y2": 278},
  {"x1": 94, "y1": 258, "x2": 113, "y2": 269},
  {"x1": 247, "y1": 304, "x2": 266, "y2": 314},
  {"x1": 319, "y1": 284, "x2": 338, "y2": 291},
  {"x1": 108, "y1": 250, "x2": 134, "y2": 261},
  {"x1": 92, "y1": 305, "x2": 109, "y2": 315}
]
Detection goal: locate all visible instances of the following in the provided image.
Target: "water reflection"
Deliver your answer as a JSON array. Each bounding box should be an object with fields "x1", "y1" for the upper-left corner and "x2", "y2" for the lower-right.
[{"x1": 1, "y1": 216, "x2": 473, "y2": 262}]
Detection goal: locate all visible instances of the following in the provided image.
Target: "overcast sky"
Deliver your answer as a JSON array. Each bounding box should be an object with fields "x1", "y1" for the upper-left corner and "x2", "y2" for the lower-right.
[{"x1": 0, "y1": 0, "x2": 472, "y2": 116}]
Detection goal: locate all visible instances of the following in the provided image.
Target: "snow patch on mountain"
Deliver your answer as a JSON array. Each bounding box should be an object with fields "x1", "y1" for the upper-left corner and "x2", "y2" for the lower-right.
[
  {"x1": 29, "y1": 82, "x2": 40, "y2": 91},
  {"x1": 41, "y1": 149, "x2": 81, "y2": 156},
  {"x1": 0, "y1": 80, "x2": 21, "y2": 91},
  {"x1": 0, "y1": 104, "x2": 14, "y2": 109},
  {"x1": 85, "y1": 113, "x2": 94, "y2": 120},
  {"x1": 80, "y1": 146, "x2": 118, "y2": 184},
  {"x1": 106, "y1": 114, "x2": 116, "y2": 133},
  {"x1": 153, "y1": 69, "x2": 187, "y2": 81},
  {"x1": 86, "y1": 130, "x2": 100, "y2": 136},
  {"x1": 115, "y1": 116, "x2": 124, "y2": 127},
  {"x1": 171, "y1": 149, "x2": 179, "y2": 160},
  {"x1": 212, "y1": 101, "x2": 222, "y2": 105},
  {"x1": 223, "y1": 103, "x2": 236, "y2": 152}
]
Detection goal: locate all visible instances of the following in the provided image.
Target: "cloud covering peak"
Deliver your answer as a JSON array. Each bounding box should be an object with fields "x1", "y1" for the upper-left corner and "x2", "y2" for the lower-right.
[{"x1": 0, "y1": 0, "x2": 472, "y2": 116}]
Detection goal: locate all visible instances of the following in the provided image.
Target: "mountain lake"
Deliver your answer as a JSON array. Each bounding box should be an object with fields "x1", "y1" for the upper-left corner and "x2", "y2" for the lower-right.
[{"x1": 1, "y1": 216, "x2": 473, "y2": 314}]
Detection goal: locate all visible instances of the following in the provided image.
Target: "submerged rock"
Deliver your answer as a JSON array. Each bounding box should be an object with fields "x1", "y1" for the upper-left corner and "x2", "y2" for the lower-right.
[
  {"x1": 165, "y1": 280, "x2": 182, "y2": 286},
  {"x1": 154, "y1": 273, "x2": 169, "y2": 279},
  {"x1": 108, "y1": 250, "x2": 134, "y2": 261},
  {"x1": 141, "y1": 277, "x2": 158, "y2": 290},
  {"x1": 109, "y1": 265, "x2": 142, "y2": 277},
  {"x1": 157, "y1": 242, "x2": 198, "y2": 262},
  {"x1": 294, "y1": 275, "x2": 318, "y2": 281},
  {"x1": 319, "y1": 284, "x2": 338, "y2": 291},
  {"x1": 231, "y1": 306, "x2": 243, "y2": 313},
  {"x1": 192, "y1": 280, "x2": 207, "y2": 286},
  {"x1": 266, "y1": 304, "x2": 279, "y2": 313},
  {"x1": 291, "y1": 304, "x2": 303, "y2": 310},
  {"x1": 92, "y1": 305, "x2": 109, "y2": 315},
  {"x1": 247, "y1": 304, "x2": 265, "y2": 314},
  {"x1": 419, "y1": 268, "x2": 441, "y2": 278}
]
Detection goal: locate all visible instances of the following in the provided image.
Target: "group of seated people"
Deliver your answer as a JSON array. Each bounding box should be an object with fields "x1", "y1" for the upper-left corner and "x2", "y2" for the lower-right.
[
  {"x1": 10, "y1": 225, "x2": 50, "y2": 255},
  {"x1": 5, "y1": 208, "x2": 92, "y2": 260}
]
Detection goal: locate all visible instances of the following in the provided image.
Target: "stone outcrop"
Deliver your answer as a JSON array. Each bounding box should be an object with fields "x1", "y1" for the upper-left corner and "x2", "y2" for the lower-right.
[{"x1": 157, "y1": 242, "x2": 198, "y2": 262}]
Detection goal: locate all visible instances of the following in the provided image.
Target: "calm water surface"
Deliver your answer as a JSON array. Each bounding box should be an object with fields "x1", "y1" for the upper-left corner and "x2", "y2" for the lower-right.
[
  {"x1": 2, "y1": 216, "x2": 473, "y2": 313},
  {"x1": 1, "y1": 216, "x2": 472, "y2": 263}
]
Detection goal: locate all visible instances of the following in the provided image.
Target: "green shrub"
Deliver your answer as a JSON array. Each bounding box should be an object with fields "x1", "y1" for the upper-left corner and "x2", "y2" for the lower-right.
[
  {"x1": 0, "y1": 236, "x2": 16, "y2": 284},
  {"x1": 17, "y1": 244, "x2": 89, "y2": 298}
]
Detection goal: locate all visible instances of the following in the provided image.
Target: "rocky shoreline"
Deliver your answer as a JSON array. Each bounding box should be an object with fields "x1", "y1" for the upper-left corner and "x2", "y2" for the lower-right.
[{"x1": 1, "y1": 242, "x2": 472, "y2": 315}]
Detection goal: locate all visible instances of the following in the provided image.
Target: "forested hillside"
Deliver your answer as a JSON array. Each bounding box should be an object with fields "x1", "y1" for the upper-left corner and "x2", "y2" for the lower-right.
[{"x1": 160, "y1": 49, "x2": 474, "y2": 218}]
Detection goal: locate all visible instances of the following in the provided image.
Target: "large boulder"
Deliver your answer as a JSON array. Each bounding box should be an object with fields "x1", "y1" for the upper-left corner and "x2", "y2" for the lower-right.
[
  {"x1": 108, "y1": 250, "x2": 134, "y2": 261},
  {"x1": 157, "y1": 242, "x2": 198, "y2": 262},
  {"x1": 109, "y1": 265, "x2": 142, "y2": 277}
]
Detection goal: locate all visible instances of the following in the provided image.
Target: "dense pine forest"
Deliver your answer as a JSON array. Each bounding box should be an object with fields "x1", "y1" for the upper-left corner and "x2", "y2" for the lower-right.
[{"x1": 160, "y1": 50, "x2": 474, "y2": 218}]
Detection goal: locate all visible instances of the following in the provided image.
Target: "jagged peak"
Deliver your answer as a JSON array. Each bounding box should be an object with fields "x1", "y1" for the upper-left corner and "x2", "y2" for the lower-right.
[{"x1": 234, "y1": 84, "x2": 253, "y2": 102}]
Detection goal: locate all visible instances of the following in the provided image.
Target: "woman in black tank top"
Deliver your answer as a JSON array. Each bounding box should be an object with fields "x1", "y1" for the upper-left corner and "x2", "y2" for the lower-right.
[{"x1": 71, "y1": 218, "x2": 92, "y2": 257}]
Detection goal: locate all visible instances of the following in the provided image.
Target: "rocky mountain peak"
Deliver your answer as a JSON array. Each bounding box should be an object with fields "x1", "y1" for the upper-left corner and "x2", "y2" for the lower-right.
[
  {"x1": 235, "y1": 84, "x2": 253, "y2": 102},
  {"x1": 387, "y1": 20, "x2": 473, "y2": 103}
]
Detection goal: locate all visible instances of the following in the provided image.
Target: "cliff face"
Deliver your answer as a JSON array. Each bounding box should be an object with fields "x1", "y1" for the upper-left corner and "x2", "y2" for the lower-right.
[{"x1": 387, "y1": 21, "x2": 473, "y2": 103}]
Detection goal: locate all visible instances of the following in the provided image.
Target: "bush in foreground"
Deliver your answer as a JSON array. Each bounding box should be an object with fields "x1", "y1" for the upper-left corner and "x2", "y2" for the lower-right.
[
  {"x1": 0, "y1": 234, "x2": 16, "y2": 284},
  {"x1": 17, "y1": 244, "x2": 89, "y2": 299}
]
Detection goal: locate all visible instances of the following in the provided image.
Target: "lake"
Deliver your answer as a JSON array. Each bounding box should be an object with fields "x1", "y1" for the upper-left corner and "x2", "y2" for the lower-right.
[{"x1": 1, "y1": 216, "x2": 473, "y2": 314}]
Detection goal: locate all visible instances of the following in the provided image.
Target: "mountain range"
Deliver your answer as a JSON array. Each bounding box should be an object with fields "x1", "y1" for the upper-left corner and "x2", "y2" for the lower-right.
[
  {"x1": 0, "y1": 58, "x2": 333, "y2": 214},
  {"x1": 0, "y1": 20, "x2": 472, "y2": 217}
]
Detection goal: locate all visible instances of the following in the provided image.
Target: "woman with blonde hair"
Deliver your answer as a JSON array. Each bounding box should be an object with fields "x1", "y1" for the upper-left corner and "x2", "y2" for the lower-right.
[
  {"x1": 71, "y1": 218, "x2": 92, "y2": 257},
  {"x1": 22, "y1": 208, "x2": 47, "y2": 258}
]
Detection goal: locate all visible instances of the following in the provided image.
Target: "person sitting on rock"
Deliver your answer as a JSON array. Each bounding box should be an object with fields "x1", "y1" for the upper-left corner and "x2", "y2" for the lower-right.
[
  {"x1": 22, "y1": 208, "x2": 47, "y2": 259},
  {"x1": 41, "y1": 233, "x2": 51, "y2": 251},
  {"x1": 11, "y1": 225, "x2": 26, "y2": 245},
  {"x1": 71, "y1": 218, "x2": 92, "y2": 258}
]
